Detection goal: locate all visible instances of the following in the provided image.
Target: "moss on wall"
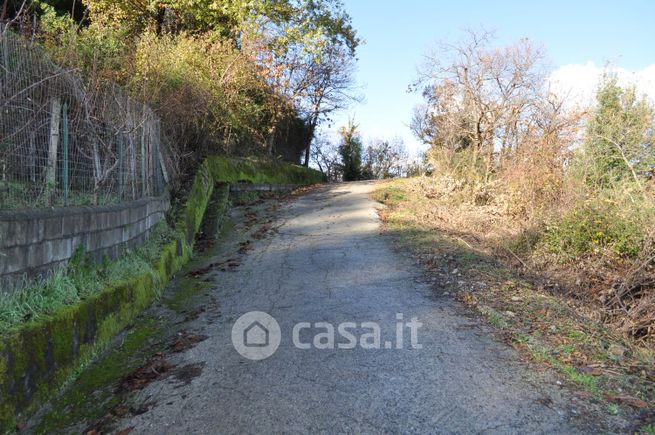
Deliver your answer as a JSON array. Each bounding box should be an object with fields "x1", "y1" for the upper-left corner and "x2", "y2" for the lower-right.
[
  {"x1": 0, "y1": 156, "x2": 321, "y2": 431},
  {"x1": 205, "y1": 156, "x2": 324, "y2": 186}
]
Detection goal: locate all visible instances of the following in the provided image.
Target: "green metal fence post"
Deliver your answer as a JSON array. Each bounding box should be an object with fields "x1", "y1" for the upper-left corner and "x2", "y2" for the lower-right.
[{"x1": 62, "y1": 102, "x2": 69, "y2": 206}]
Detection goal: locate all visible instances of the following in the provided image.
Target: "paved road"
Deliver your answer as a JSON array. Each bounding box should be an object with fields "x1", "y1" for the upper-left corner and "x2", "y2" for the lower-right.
[{"x1": 118, "y1": 181, "x2": 585, "y2": 434}]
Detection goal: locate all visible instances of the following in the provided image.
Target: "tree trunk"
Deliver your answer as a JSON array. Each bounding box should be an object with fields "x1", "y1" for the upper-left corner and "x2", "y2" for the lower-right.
[
  {"x1": 471, "y1": 114, "x2": 483, "y2": 178},
  {"x1": 304, "y1": 118, "x2": 318, "y2": 167},
  {"x1": 303, "y1": 142, "x2": 311, "y2": 167},
  {"x1": 267, "y1": 125, "x2": 277, "y2": 156},
  {"x1": 484, "y1": 142, "x2": 494, "y2": 183},
  {"x1": 1, "y1": 2, "x2": 8, "y2": 21}
]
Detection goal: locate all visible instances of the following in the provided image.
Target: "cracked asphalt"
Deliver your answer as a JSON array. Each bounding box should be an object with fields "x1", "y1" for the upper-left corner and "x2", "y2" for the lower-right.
[{"x1": 116, "y1": 181, "x2": 591, "y2": 434}]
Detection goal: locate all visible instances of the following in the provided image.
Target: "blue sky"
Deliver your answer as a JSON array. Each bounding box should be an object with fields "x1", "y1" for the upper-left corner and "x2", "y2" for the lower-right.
[{"x1": 326, "y1": 0, "x2": 655, "y2": 155}]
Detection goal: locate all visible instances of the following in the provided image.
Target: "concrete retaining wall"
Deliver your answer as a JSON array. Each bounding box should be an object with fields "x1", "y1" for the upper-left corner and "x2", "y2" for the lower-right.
[{"x1": 0, "y1": 195, "x2": 170, "y2": 292}]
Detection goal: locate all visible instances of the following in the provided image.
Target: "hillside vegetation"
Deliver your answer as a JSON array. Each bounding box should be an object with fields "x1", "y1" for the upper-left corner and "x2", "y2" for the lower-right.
[
  {"x1": 375, "y1": 31, "x2": 655, "y2": 415},
  {"x1": 3, "y1": 0, "x2": 358, "y2": 183},
  {"x1": 406, "y1": 30, "x2": 655, "y2": 345}
]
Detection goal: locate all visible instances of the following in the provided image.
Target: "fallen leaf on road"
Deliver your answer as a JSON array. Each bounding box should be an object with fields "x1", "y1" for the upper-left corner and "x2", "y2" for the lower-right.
[
  {"x1": 573, "y1": 391, "x2": 591, "y2": 399},
  {"x1": 183, "y1": 307, "x2": 206, "y2": 322},
  {"x1": 169, "y1": 332, "x2": 209, "y2": 353},
  {"x1": 607, "y1": 394, "x2": 649, "y2": 409},
  {"x1": 117, "y1": 356, "x2": 175, "y2": 392},
  {"x1": 238, "y1": 240, "x2": 253, "y2": 254},
  {"x1": 172, "y1": 362, "x2": 206, "y2": 387},
  {"x1": 460, "y1": 292, "x2": 476, "y2": 305}
]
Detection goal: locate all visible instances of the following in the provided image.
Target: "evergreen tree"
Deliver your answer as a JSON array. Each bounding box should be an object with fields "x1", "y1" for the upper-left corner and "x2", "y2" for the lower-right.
[
  {"x1": 338, "y1": 120, "x2": 363, "y2": 181},
  {"x1": 581, "y1": 74, "x2": 655, "y2": 188}
]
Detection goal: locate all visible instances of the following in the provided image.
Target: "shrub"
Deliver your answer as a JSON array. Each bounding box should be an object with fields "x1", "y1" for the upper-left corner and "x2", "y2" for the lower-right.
[
  {"x1": 30, "y1": 7, "x2": 312, "y2": 178},
  {"x1": 539, "y1": 193, "x2": 652, "y2": 261}
]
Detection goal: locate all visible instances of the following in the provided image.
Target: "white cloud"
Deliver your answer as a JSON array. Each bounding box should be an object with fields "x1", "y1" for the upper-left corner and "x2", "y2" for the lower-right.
[{"x1": 548, "y1": 62, "x2": 655, "y2": 110}]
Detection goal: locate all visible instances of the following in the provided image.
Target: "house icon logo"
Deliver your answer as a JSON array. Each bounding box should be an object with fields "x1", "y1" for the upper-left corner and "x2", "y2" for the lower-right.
[
  {"x1": 232, "y1": 311, "x2": 281, "y2": 360},
  {"x1": 244, "y1": 321, "x2": 269, "y2": 347}
]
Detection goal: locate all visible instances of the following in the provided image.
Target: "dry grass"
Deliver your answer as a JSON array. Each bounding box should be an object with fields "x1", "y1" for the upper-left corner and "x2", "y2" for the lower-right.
[
  {"x1": 374, "y1": 177, "x2": 655, "y2": 427},
  {"x1": 378, "y1": 175, "x2": 655, "y2": 343}
]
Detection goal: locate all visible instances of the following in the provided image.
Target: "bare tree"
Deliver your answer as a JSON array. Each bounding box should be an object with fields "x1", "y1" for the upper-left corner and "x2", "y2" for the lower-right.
[
  {"x1": 363, "y1": 137, "x2": 408, "y2": 179},
  {"x1": 300, "y1": 45, "x2": 360, "y2": 167},
  {"x1": 242, "y1": 2, "x2": 360, "y2": 166},
  {"x1": 412, "y1": 30, "x2": 567, "y2": 182},
  {"x1": 310, "y1": 135, "x2": 342, "y2": 182}
]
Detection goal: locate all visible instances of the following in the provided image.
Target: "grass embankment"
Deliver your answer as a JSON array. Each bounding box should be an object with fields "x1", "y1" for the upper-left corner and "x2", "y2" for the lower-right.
[
  {"x1": 0, "y1": 156, "x2": 322, "y2": 430},
  {"x1": 374, "y1": 177, "x2": 655, "y2": 429},
  {"x1": 0, "y1": 224, "x2": 174, "y2": 333}
]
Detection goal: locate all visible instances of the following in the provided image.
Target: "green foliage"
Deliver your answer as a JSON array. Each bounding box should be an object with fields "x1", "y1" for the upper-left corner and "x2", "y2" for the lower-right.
[
  {"x1": 479, "y1": 305, "x2": 510, "y2": 329},
  {"x1": 0, "y1": 179, "x2": 123, "y2": 210},
  {"x1": 607, "y1": 403, "x2": 620, "y2": 415},
  {"x1": 26, "y1": 0, "x2": 359, "y2": 170},
  {"x1": 540, "y1": 76, "x2": 655, "y2": 263},
  {"x1": 576, "y1": 74, "x2": 655, "y2": 188},
  {"x1": 640, "y1": 424, "x2": 655, "y2": 434},
  {"x1": 83, "y1": 0, "x2": 246, "y2": 36},
  {"x1": 372, "y1": 186, "x2": 407, "y2": 204},
  {"x1": 338, "y1": 120, "x2": 364, "y2": 181},
  {"x1": 132, "y1": 31, "x2": 278, "y2": 158},
  {"x1": 82, "y1": 0, "x2": 359, "y2": 49},
  {"x1": 0, "y1": 261, "x2": 166, "y2": 431},
  {"x1": 37, "y1": 2, "x2": 130, "y2": 79},
  {"x1": 539, "y1": 194, "x2": 651, "y2": 260},
  {"x1": 0, "y1": 269, "x2": 79, "y2": 330},
  {"x1": 560, "y1": 365, "x2": 599, "y2": 394}
]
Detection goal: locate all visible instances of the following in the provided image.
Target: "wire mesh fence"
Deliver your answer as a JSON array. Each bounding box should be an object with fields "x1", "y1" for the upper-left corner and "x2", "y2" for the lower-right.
[{"x1": 0, "y1": 27, "x2": 169, "y2": 210}]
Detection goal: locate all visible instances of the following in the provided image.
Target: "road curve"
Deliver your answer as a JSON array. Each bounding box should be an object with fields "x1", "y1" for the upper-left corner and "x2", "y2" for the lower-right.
[{"x1": 118, "y1": 181, "x2": 584, "y2": 434}]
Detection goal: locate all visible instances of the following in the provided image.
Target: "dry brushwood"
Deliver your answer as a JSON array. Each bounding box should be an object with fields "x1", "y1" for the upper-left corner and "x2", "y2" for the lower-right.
[{"x1": 605, "y1": 232, "x2": 655, "y2": 342}]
